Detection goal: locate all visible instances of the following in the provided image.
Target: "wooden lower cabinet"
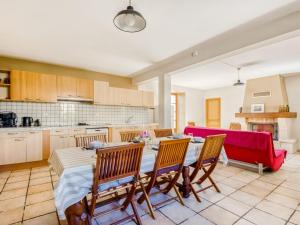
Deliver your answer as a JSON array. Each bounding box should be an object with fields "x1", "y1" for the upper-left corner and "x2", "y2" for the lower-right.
[{"x1": 0, "y1": 131, "x2": 43, "y2": 165}]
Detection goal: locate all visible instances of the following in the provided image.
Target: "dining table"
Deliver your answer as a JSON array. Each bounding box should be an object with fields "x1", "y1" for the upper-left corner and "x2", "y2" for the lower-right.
[{"x1": 48, "y1": 138, "x2": 228, "y2": 225}]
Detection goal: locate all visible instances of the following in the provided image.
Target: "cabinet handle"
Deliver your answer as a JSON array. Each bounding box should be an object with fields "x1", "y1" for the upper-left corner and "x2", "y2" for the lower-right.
[
  {"x1": 14, "y1": 138, "x2": 24, "y2": 141},
  {"x1": 8, "y1": 132, "x2": 18, "y2": 135}
]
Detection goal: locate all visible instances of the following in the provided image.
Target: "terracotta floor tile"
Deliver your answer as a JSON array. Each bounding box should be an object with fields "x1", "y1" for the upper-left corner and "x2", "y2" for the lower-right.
[
  {"x1": 0, "y1": 171, "x2": 11, "y2": 179},
  {"x1": 7, "y1": 174, "x2": 30, "y2": 184},
  {"x1": 220, "y1": 177, "x2": 247, "y2": 189},
  {"x1": 23, "y1": 199, "x2": 56, "y2": 220},
  {"x1": 240, "y1": 184, "x2": 271, "y2": 198},
  {"x1": 230, "y1": 191, "x2": 262, "y2": 206},
  {"x1": 0, "y1": 207, "x2": 23, "y2": 225},
  {"x1": 181, "y1": 214, "x2": 214, "y2": 225},
  {"x1": 23, "y1": 212, "x2": 59, "y2": 225},
  {"x1": 199, "y1": 189, "x2": 226, "y2": 203},
  {"x1": 30, "y1": 171, "x2": 50, "y2": 179},
  {"x1": 217, "y1": 197, "x2": 251, "y2": 216},
  {"x1": 159, "y1": 201, "x2": 196, "y2": 224},
  {"x1": 256, "y1": 200, "x2": 294, "y2": 220},
  {"x1": 234, "y1": 219, "x2": 255, "y2": 225},
  {"x1": 258, "y1": 175, "x2": 284, "y2": 185},
  {"x1": 29, "y1": 176, "x2": 52, "y2": 186},
  {"x1": 217, "y1": 183, "x2": 236, "y2": 195},
  {"x1": 244, "y1": 208, "x2": 286, "y2": 225},
  {"x1": 26, "y1": 190, "x2": 54, "y2": 205},
  {"x1": 266, "y1": 192, "x2": 299, "y2": 209},
  {"x1": 28, "y1": 182, "x2": 53, "y2": 195},
  {"x1": 289, "y1": 211, "x2": 300, "y2": 224},
  {"x1": 140, "y1": 210, "x2": 175, "y2": 225},
  {"x1": 11, "y1": 170, "x2": 30, "y2": 177},
  {"x1": 183, "y1": 197, "x2": 212, "y2": 212},
  {"x1": 274, "y1": 186, "x2": 300, "y2": 201},
  {"x1": 0, "y1": 196, "x2": 26, "y2": 212},
  {"x1": 0, "y1": 188, "x2": 27, "y2": 201},
  {"x1": 3, "y1": 180, "x2": 29, "y2": 191},
  {"x1": 0, "y1": 178, "x2": 7, "y2": 185},
  {"x1": 31, "y1": 167, "x2": 50, "y2": 174},
  {"x1": 200, "y1": 205, "x2": 239, "y2": 225}
]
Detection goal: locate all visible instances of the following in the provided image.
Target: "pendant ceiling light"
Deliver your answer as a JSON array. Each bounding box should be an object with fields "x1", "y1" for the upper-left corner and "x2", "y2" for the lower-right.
[
  {"x1": 233, "y1": 67, "x2": 245, "y2": 86},
  {"x1": 113, "y1": 0, "x2": 146, "y2": 33}
]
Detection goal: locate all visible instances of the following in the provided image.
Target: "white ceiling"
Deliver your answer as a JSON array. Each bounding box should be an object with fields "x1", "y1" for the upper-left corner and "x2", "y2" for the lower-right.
[
  {"x1": 0, "y1": 0, "x2": 295, "y2": 76},
  {"x1": 171, "y1": 35, "x2": 300, "y2": 90}
]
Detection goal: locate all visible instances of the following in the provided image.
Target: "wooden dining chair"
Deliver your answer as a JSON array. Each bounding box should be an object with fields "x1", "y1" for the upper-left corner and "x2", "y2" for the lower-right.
[
  {"x1": 188, "y1": 134, "x2": 226, "y2": 202},
  {"x1": 86, "y1": 143, "x2": 145, "y2": 225},
  {"x1": 229, "y1": 122, "x2": 241, "y2": 130},
  {"x1": 137, "y1": 138, "x2": 190, "y2": 219},
  {"x1": 75, "y1": 133, "x2": 107, "y2": 148},
  {"x1": 154, "y1": 128, "x2": 173, "y2": 138},
  {"x1": 187, "y1": 121, "x2": 196, "y2": 127},
  {"x1": 120, "y1": 130, "x2": 142, "y2": 142}
]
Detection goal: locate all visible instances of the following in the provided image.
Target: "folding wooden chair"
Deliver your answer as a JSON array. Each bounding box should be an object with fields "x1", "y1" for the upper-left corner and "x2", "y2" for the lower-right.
[
  {"x1": 137, "y1": 138, "x2": 190, "y2": 219},
  {"x1": 75, "y1": 133, "x2": 107, "y2": 148},
  {"x1": 120, "y1": 130, "x2": 142, "y2": 142},
  {"x1": 86, "y1": 143, "x2": 145, "y2": 225},
  {"x1": 188, "y1": 134, "x2": 226, "y2": 202},
  {"x1": 154, "y1": 128, "x2": 173, "y2": 138}
]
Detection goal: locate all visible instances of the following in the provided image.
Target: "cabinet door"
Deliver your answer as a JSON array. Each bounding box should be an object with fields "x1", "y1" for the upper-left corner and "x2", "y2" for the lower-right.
[
  {"x1": 0, "y1": 137, "x2": 27, "y2": 165},
  {"x1": 126, "y1": 89, "x2": 139, "y2": 106},
  {"x1": 94, "y1": 81, "x2": 109, "y2": 104},
  {"x1": 142, "y1": 91, "x2": 154, "y2": 107},
  {"x1": 39, "y1": 74, "x2": 57, "y2": 102},
  {"x1": 50, "y1": 135, "x2": 69, "y2": 153},
  {"x1": 24, "y1": 72, "x2": 38, "y2": 101},
  {"x1": 68, "y1": 135, "x2": 76, "y2": 147},
  {"x1": 57, "y1": 76, "x2": 77, "y2": 98},
  {"x1": 26, "y1": 132, "x2": 43, "y2": 162},
  {"x1": 76, "y1": 78, "x2": 94, "y2": 99},
  {"x1": 10, "y1": 70, "x2": 25, "y2": 100}
]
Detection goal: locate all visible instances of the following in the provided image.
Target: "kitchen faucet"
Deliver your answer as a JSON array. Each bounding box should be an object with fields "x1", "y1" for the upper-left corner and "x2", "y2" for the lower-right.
[{"x1": 125, "y1": 115, "x2": 134, "y2": 124}]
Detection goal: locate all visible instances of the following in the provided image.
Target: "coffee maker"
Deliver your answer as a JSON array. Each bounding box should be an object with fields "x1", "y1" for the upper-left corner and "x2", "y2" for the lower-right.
[{"x1": 0, "y1": 112, "x2": 18, "y2": 127}]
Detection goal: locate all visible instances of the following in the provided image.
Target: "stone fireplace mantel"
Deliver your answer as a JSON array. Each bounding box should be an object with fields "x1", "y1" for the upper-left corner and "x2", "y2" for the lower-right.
[{"x1": 235, "y1": 112, "x2": 297, "y2": 119}]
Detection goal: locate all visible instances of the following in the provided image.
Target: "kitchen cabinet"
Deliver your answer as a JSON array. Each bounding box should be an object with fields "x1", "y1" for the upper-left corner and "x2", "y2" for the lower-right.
[
  {"x1": 142, "y1": 91, "x2": 154, "y2": 107},
  {"x1": 26, "y1": 131, "x2": 43, "y2": 162},
  {"x1": 94, "y1": 81, "x2": 109, "y2": 104},
  {"x1": 50, "y1": 135, "x2": 70, "y2": 153},
  {"x1": 57, "y1": 76, "x2": 93, "y2": 100},
  {"x1": 0, "y1": 131, "x2": 43, "y2": 165},
  {"x1": 10, "y1": 70, "x2": 57, "y2": 102}
]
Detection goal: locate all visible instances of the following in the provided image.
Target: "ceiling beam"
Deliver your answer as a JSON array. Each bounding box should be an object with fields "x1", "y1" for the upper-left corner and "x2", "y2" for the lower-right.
[{"x1": 132, "y1": 1, "x2": 300, "y2": 84}]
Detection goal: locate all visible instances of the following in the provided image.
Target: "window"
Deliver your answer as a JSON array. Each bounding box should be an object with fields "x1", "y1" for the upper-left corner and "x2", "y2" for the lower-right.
[{"x1": 171, "y1": 94, "x2": 178, "y2": 132}]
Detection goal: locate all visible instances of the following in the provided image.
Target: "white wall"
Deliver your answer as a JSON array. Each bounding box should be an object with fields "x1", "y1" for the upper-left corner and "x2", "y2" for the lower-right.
[
  {"x1": 203, "y1": 85, "x2": 245, "y2": 128},
  {"x1": 284, "y1": 74, "x2": 300, "y2": 148},
  {"x1": 172, "y1": 85, "x2": 204, "y2": 131}
]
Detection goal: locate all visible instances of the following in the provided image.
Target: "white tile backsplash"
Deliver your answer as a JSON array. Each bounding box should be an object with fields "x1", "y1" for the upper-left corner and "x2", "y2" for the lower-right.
[{"x1": 0, "y1": 101, "x2": 153, "y2": 126}]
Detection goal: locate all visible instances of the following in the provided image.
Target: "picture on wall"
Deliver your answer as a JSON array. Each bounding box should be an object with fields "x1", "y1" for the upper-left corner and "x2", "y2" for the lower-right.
[{"x1": 251, "y1": 104, "x2": 265, "y2": 113}]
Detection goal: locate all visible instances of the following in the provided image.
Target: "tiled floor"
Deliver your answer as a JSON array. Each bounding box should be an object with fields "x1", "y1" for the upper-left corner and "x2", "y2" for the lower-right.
[{"x1": 0, "y1": 153, "x2": 300, "y2": 225}]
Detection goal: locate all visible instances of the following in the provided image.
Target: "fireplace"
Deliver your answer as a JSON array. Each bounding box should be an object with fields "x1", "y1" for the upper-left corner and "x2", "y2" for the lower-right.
[{"x1": 249, "y1": 123, "x2": 278, "y2": 140}]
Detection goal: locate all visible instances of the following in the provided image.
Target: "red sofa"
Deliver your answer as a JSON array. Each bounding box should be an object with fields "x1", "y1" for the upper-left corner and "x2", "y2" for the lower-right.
[{"x1": 184, "y1": 126, "x2": 287, "y2": 171}]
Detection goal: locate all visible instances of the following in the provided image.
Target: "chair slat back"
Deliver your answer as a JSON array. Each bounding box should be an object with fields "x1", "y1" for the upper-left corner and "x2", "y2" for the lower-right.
[
  {"x1": 154, "y1": 129, "x2": 173, "y2": 138},
  {"x1": 75, "y1": 133, "x2": 107, "y2": 148},
  {"x1": 229, "y1": 122, "x2": 241, "y2": 130},
  {"x1": 120, "y1": 130, "x2": 142, "y2": 142},
  {"x1": 197, "y1": 134, "x2": 226, "y2": 166},
  {"x1": 154, "y1": 138, "x2": 190, "y2": 171},
  {"x1": 93, "y1": 143, "x2": 145, "y2": 186}
]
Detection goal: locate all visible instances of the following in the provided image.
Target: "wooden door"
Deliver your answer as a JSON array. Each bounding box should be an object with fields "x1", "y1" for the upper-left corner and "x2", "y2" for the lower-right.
[
  {"x1": 206, "y1": 98, "x2": 221, "y2": 128},
  {"x1": 26, "y1": 131, "x2": 43, "y2": 162},
  {"x1": 76, "y1": 78, "x2": 93, "y2": 99},
  {"x1": 57, "y1": 76, "x2": 77, "y2": 98}
]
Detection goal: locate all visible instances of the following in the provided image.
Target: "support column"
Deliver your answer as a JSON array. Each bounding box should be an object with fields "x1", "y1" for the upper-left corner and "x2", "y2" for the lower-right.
[{"x1": 158, "y1": 74, "x2": 171, "y2": 128}]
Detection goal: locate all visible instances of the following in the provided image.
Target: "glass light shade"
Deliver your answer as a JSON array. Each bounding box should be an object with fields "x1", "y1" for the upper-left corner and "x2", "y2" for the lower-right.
[{"x1": 113, "y1": 6, "x2": 146, "y2": 33}]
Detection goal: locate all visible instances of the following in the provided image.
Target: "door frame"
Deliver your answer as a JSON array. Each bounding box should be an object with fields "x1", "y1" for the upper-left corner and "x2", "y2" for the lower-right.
[{"x1": 205, "y1": 97, "x2": 221, "y2": 128}]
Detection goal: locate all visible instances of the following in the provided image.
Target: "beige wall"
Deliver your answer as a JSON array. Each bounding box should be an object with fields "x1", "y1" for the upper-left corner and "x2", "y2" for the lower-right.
[
  {"x1": 243, "y1": 75, "x2": 288, "y2": 112},
  {"x1": 0, "y1": 56, "x2": 135, "y2": 89}
]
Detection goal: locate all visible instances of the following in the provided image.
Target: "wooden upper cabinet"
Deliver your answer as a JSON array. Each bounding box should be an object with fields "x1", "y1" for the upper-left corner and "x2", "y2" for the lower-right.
[
  {"x1": 57, "y1": 76, "x2": 77, "y2": 98},
  {"x1": 57, "y1": 76, "x2": 93, "y2": 100},
  {"x1": 10, "y1": 70, "x2": 57, "y2": 102},
  {"x1": 76, "y1": 78, "x2": 93, "y2": 100},
  {"x1": 142, "y1": 91, "x2": 154, "y2": 107},
  {"x1": 94, "y1": 81, "x2": 109, "y2": 104},
  {"x1": 39, "y1": 74, "x2": 57, "y2": 102}
]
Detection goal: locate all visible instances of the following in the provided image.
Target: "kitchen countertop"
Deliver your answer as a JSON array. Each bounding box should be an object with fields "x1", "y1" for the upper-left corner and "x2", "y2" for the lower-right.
[{"x1": 0, "y1": 123, "x2": 159, "y2": 133}]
